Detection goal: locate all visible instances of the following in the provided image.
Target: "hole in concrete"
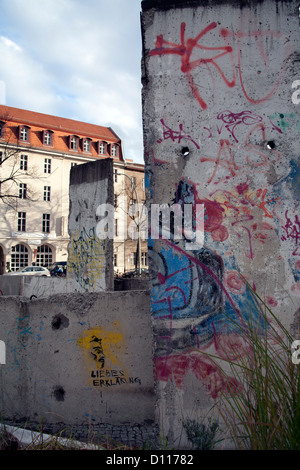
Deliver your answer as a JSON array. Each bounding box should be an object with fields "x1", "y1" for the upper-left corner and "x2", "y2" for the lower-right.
[
  {"x1": 53, "y1": 386, "x2": 65, "y2": 402},
  {"x1": 51, "y1": 314, "x2": 69, "y2": 330},
  {"x1": 181, "y1": 146, "x2": 190, "y2": 156},
  {"x1": 267, "y1": 141, "x2": 276, "y2": 149}
]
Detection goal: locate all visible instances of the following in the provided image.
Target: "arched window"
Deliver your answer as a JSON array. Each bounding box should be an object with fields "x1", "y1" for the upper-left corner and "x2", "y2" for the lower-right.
[
  {"x1": 11, "y1": 244, "x2": 28, "y2": 271},
  {"x1": 36, "y1": 245, "x2": 53, "y2": 267}
]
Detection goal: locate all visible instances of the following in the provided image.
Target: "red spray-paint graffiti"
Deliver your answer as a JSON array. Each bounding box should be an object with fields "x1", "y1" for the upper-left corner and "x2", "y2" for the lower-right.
[
  {"x1": 201, "y1": 124, "x2": 281, "y2": 185},
  {"x1": 281, "y1": 210, "x2": 300, "y2": 256},
  {"x1": 149, "y1": 22, "x2": 234, "y2": 110},
  {"x1": 216, "y1": 110, "x2": 262, "y2": 143},
  {"x1": 157, "y1": 118, "x2": 200, "y2": 149},
  {"x1": 149, "y1": 22, "x2": 288, "y2": 110}
]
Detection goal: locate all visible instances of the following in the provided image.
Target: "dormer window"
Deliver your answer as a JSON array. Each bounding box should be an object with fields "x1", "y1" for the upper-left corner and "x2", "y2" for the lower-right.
[
  {"x1": 0, "y1": 121, "x2": 5, "y2": 138},
  {"x1": 111, "y1": 144, "x2": 118, "y2": 157},
  {"x1": 43, "y1": 130, "x2": 53, "y2": 146},
  {"x1": 19, "y1": 126, "x2": 30, "y2": 142},
  {"x1": 83, "y1": 138, "x2": 91, "y2": 153},
  {"x1": 98, "y1": 141, "x2": 106, "y2": 155},
  {"x1": 69, "y1": 135, "x2": 79, "y2": 151}
]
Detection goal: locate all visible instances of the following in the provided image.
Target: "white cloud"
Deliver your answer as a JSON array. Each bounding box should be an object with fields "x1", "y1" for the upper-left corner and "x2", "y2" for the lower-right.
[
  {"x1": 0, "y1": 36, "x2": 21, "y2": 52},
  {"x1": 0, "y1": 0, "x2": 144, "y2": 162}
]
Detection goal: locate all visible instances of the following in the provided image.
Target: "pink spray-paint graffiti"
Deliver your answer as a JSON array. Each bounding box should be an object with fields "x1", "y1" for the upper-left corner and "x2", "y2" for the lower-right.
[
  {"x1": 216, "y1": 110, "x2": 263, "y2": 143},
  {"x1": 151, "y1": 239, "x2": 267, "y2": 397},
  {"x1": 150, "y1": 179, "x2": 269, "y2": 397},
  {"x1": 200, "y1": 123, "x2": 281, "y2": 185},
  {"x1": 281, "y1": 210, "x2": 300, "y2": 256},
  {"x1": 209, "y1": 182, "x2": 280, "y2": 260},
  {"x1": 146, "y1": 14, "x2": 295, "y2": 401},
  {"x1": 157, "y1": 118, "x2": 200, "y2": 149},
  {"x1": 149, "y1": 22, "x2": 288, "y2": 110}
]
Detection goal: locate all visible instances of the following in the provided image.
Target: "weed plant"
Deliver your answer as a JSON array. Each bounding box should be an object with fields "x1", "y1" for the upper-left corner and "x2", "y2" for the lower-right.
[{"x1": 206, "y1": 282, "x2": 300, "y2": 450}]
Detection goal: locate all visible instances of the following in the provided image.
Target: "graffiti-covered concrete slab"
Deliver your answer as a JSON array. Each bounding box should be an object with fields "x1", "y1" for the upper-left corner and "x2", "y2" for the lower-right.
[
  {"x1": 68, "y1": 158, "x2": 114, "y2": 292},
  {"x1": 141, "y1": 0, "x2": 300, "y2": 447},
  {"x1": 0, "y1": 291, "x2": 154, "y2": 443}
]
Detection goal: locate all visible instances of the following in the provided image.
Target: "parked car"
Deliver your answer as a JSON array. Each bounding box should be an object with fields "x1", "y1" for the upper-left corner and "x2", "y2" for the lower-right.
[
  {"x1": 5, "y1": 266, "x2": 51, "y2": 277},
  {"x1": 49, "y1": 261, "x2": 67, "y2": 277}
]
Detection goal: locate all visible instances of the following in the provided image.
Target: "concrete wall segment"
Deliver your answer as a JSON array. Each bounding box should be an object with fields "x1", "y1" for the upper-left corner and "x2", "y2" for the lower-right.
[
  {"x1": 0, "y1": 291, "x2": 154, "y2": 432},
  {"x1": 68, "y1": 158, "x2": 114, "y2": 292},
  {"x1": 142, "y1": 0, "x2": 300, "y2": 447}
]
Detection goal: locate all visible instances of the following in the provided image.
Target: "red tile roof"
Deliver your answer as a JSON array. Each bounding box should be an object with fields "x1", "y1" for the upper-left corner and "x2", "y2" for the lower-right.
[
  {"x1": 0, "y1": 104, "x2": 124, "y2": 161},
  {"x1": 0, "y1": 105, "x2": 118, "y2": 140}
]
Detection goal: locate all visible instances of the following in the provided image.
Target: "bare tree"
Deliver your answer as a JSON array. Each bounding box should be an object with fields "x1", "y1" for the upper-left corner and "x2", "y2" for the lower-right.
[
  {"x1": 0, "y1": 112, "x2": 40, "y2": 208},
  {"x1": 114, "y1": 174, "x2": 148, "y2": 273}
]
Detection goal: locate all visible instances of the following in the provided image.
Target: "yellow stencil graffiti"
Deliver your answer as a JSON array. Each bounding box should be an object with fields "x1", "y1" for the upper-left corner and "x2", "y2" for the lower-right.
[{"x1": 77, "y1": 322, "x2": 126, "y2": 372}]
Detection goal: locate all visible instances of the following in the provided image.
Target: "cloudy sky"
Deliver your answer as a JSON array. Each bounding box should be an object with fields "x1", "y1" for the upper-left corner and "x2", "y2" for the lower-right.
[{"x1": 0, "y1": 0, "x2": 144, "y2": 163}]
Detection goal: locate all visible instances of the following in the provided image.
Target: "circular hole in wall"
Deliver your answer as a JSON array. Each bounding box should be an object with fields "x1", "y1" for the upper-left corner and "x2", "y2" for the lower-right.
[
  {"x1": 181, "y1": 146, "x2": 190, "y2": 156},
  {"x1": 53, "y1": 386, "x2": 65, "y2": 402},
  {"x1": 51, "y1": 314, "x2": 69, "y2": 330},
  {"x1": 267, "y1": 141, "x2": 276, "y2": 149}
]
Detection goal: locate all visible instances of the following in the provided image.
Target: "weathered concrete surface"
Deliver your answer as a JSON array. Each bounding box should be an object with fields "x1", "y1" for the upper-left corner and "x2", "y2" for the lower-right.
[
  {"x1": 0, "y1": 276, "x2": 23, "y2": 296},
  {"x1": 141, "y1": 0, "x2": 300, "y2": 448},
  {"x1": 0, "y1": 291, "x2": 155, "y2": 443},
  {"x1": 0, "y1": 276, "x2": 82, "y2": 298},
  {"x1": 0, "y1": 275, "x2": 151, "y2": 298},
  {"x1": 68, "y1": 158, "x2": 114, "y2": 292}
]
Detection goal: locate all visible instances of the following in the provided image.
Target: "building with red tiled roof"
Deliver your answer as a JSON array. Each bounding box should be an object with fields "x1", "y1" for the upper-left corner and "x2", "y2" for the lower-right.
[
  {"x1": 0, "y1": 105, "x2": 147, "y2": 275},
  {"x1": 0, "y1": 104, "x2": 124, "y2": 162}
]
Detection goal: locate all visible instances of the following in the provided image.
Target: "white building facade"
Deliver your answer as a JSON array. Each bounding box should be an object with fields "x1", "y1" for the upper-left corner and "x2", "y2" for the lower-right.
[{"x1": 0, "y1": 105, "x2": 146, "y2": 275}]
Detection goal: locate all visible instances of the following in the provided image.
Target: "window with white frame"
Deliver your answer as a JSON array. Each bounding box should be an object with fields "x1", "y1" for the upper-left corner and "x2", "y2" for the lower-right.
[
  {"x1": 17, "y1": 212, "x2": 26, "y2": 232},
  {"x1": 19, "y1": 126, "x2": 29, "y2": 142},
  {"x1": 99, "y1": 141, "x2": 106, "y2": 155},
  {"x1": 43, "y1": 186, "x2": 51, "y2": 202},
  {"x1": 11, "y1": 244, "x2": 28, "y2": 271},
  {"x1": 42, "y1": 213, "x2": 50, "y2": 233},
  {"x1": 36, "y1": 245, "x2": 52, "y2": 267},
  {"x1": 111, "y1": 144, "x2": 118, "y2": 157},
  {"x1": 141, "y1": 252, "x2": 148, "y2": 266},
  {"x1": 44, "y1": 131, "x2": 53, "y2": 146},
  {"x1": 20, "y1": 154, "x2": 28, "y2": 171},
  {"x1": 19, "y1": 183, "x2": 27, "y2": 199},
  {"x1": 83, "y1": 139, "x2": 91, "y2": 152},
  {"x1": 70, "y1": 136, "x2": 78, "y2": 150},
  {"x1": 44, "y1": 158, "x2": 51, "y2": 174}
]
